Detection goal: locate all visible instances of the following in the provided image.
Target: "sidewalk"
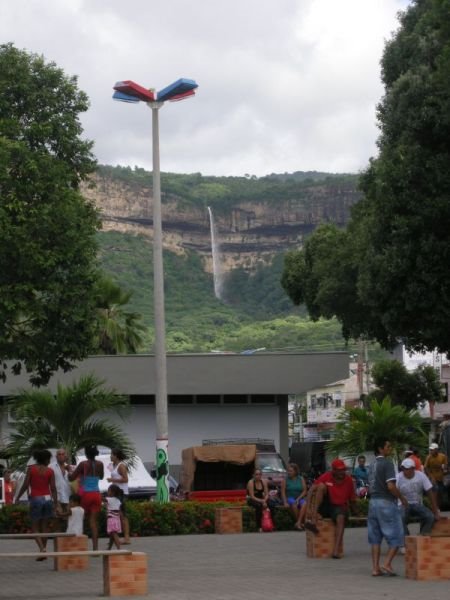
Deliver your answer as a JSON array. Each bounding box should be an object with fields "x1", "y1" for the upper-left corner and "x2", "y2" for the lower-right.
[{"x1": 0, "y1": 525, "x2": 447, "y2": 599}]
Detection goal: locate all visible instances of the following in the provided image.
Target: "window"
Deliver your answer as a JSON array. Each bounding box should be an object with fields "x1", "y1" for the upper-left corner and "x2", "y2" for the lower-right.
[
  {"x1": 169, "y1": 395, "x2": 194, "y2": 404},
  {"x1": 223, "y1": 395, "x2": 248, "y2": 404},
  {"x1": 129, "y1": 395, "x2": 155, "y2": 405},
  {"x1": 196, "y1": 395, "x2": 221, "y2": 404},
  {"x1": 250, "y1": 395, "x2": 276, "y2": 404}
]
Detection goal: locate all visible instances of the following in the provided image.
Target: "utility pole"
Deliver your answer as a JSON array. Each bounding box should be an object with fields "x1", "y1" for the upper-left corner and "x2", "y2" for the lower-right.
[
  {"x1": 357, "y1": 338, "x2": 364, "y2": 400},
  {"x1": 364, "y1": 340, "x2": 370, "y2": 395}
]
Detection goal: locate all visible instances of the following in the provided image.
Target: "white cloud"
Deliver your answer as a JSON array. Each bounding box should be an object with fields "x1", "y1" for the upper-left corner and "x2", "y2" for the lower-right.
[{"x1": 1, "y1": 0, "x2": 410, "y2": 176}]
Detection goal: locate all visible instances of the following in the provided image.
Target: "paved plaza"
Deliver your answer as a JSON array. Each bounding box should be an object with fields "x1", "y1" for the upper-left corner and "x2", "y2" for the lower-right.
[{"x1": 0, "y1": 524, "x2": 448, "y2": 600}]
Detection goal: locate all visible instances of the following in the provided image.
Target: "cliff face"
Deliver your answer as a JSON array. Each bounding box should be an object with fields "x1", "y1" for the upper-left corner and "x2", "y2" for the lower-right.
[{"x1": 82, "y1": 173, "x2": 361, "y2": 272}]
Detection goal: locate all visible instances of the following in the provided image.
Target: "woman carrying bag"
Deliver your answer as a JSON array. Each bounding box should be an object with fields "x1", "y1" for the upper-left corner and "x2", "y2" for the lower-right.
[{"x1": 247, "y1": 468, "x2": 276, "y2": 532}]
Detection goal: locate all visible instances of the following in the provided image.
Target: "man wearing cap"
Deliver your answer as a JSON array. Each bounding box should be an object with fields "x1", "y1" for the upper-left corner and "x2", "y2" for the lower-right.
[
  {"x1": 397, "y1": 458, "x2": 439, "y2": 537},
  {"x1": 424, "y1": 443, "x2": 448, "y2": 508},
  {"x1": 304, "y1": 458, "x2": 357, "y2": 558}
]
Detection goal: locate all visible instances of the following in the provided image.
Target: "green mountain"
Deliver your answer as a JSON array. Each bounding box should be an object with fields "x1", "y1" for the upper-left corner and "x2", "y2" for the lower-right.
[
  {"x1": 93, "y1": 166, "x2": 387, "y2": 359},
  {"x1": 98, "y1": 230, "x2": 361, "y2": 356}
]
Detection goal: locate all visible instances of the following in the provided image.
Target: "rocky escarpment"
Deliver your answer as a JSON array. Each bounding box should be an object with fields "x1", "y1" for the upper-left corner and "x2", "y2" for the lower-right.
[{"x1": 81, "y1": 172, "x2": 361, "y2": 272}]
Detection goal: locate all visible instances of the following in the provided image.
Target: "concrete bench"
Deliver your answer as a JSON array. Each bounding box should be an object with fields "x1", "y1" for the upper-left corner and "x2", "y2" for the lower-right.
[
  {"x1": 404, "y1": 517, "x2": 450, "y2": 580},
  {"x1": 0, "y1": 550, "x2": 148, "y2": 597},
  {"x1": 215, "y1": 507, "x2": 243, "y2": 533},
  {"x1": 348, "y1": 516, "x2": 367, "y2": 525},
  {"x1": 306, "y1": 518, "x2": 344, "y2": 558},
  {"x1": 405, "y1": 535, "x2": 450, "y2": 580},
  {"x1": 0, "y1": 532, "x2": 89, "y2": 570},
  {"x1": 0, "y1": 533, "x2": 76, "y2": 538}
]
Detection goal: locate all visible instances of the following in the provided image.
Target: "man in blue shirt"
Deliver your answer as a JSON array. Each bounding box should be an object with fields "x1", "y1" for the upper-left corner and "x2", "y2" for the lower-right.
[{"x1": 353, "y1": 455, "x2": 369, "y2": 485}]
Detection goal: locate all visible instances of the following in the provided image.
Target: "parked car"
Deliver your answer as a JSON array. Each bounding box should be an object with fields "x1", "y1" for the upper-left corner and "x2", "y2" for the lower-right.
[
  {"x1": 75, "y1": 447, "x2": 157, "y2": 499},
  {"x1": 13, "y1": 447, "x2": 158, "y2": 502}
]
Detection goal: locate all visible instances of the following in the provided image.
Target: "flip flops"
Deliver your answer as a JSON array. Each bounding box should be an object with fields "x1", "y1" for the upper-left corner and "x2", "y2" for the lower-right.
[{"x1": 381, "y1": 567, "x2": 397, "y2": 577}]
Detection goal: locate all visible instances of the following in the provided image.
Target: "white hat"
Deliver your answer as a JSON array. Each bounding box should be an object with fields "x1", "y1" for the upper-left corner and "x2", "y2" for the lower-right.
[
  {"x1": 429, "y1": 443, "x2": 439, "y2": 450},
  {"x1": 401, "y1": 458, "x2": 415, "y2": 469},
  {"x1": 404, "y1": 449, "x2": 413, "y2": 455}
]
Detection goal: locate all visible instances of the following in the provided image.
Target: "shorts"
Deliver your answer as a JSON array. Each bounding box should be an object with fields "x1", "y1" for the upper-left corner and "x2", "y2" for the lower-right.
[
  {"x1": 80, "y1": 491, "x2": 102, "y2": 514},
  {"x1": 107, "y1": 513, "x2": 122, "y2": 534},
  {"x1": 287, "y1": 497, "x2": 306, "y2": 508},
  {"x1": 432, "y1": 481, "x2": 445, "y2": 493},
  {"x1": 318, "y1": 495, "x2": 348, "y2": 522},
  {"x1": 30, "y1": 496, "x2": 54, "y2": 522},
  {"x1": 368, "y1": 498, "x2": 404, "y2": 548}
]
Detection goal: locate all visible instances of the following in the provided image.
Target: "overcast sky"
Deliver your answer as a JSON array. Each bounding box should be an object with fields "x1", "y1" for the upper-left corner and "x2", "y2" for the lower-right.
[{"x1": 1, "y1": 0, "x2": 410, "y2": 177}]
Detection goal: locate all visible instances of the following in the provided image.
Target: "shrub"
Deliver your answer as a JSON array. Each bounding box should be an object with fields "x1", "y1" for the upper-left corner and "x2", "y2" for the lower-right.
[{"x1": 0, "y1": 499, "x2": 368, "y2": 536}]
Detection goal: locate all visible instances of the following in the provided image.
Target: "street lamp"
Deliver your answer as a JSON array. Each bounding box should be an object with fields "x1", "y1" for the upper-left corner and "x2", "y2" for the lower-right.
[{"x1": 112, "y1": 77, "x2": 198, "y2": 502}]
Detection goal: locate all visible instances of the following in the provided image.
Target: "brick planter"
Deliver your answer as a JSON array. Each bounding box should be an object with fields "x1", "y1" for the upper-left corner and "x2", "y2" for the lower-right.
[
  {"x1": 54, "y1": 535, "x2": 89, "y2": 571},
  {"x1": 103, "y1": 552, "x2": 148, "y2": 597},
  {"x1": 430, "y1": 516, "x2": 450, "y2": 537},
  {"x1": 405, "y1": 535, "x2": 450, "y2": 580},
  {"x1": 306, "y1": 518, "x2": 343, "y2": 558},
  {"x1": 215, "y1": 507, "x2": 243, "y2": 534}
]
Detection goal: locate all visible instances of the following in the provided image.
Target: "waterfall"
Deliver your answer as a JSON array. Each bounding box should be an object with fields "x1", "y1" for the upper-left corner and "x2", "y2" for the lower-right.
[{"x1": 207, "y1": 206, "x2": 224, "y2": 300}]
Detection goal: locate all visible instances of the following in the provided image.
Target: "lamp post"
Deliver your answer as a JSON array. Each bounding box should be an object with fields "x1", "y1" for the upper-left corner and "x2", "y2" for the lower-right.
[{"x1": 112, "y1": 78, "x2": 198, "y2": 502}]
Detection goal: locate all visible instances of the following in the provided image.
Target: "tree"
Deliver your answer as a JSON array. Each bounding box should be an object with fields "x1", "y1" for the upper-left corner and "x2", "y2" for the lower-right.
[
  {"x1": 4, "y1": 375, "x2": 135, "y2": 469},
  {"x1": 281, "y1": 224, "x2": 374, "y2": 341},
  {"x1": 0, "y1": 44, "x2": 99, "y2": 385},
  {"x1": 370, "y1": 359, "x2": 443, "y2": 410},
  {"x1": 282, "y1": 0, "x2": 450, "y2": 353},
  {"x1": 93, "y1": 276, "x2": 146, "y2": 355},
  {"x1": 356, "y1": 0, "x2": 450, "y2": 353},
  {"x1": 327, "y1": 397, "x2": 426, "y2": 460}
]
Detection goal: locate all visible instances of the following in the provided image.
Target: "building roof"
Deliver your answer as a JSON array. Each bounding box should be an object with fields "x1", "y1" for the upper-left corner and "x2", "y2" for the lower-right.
[{"x1": 0, "y1": 352, "x2": 349, "y2": 396}]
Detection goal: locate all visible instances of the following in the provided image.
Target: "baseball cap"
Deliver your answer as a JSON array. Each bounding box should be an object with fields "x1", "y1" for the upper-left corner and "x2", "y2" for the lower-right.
[
  {"x1": 429, "y1": 443, "x2": 439, "y2": 450},
  {"x1": 331, "y1": 459, "x2": 346, "y2": 470},
  {"x1": 401, "y1": 458, "x2": 415, "y2": 469},
  {"x1": 404, "y1": 449, "x2": 413, "y2": 455}
]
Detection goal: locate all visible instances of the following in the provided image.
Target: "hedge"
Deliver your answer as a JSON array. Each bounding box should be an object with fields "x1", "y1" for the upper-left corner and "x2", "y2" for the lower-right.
[{"x1": 0, "y1": 499, "x2": 369, "y2": 536}]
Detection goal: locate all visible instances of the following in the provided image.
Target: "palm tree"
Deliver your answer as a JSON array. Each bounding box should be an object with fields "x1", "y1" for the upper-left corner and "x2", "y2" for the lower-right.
[
  {"x1": 327, "y1": 397, "x2": 427, "y2": 461},
  {"x1": 4, "y1": 375, "x2": 136, "y2": 469},
  {"x1": 94, "y1": 276, "x2": 146, "y2": 355}
]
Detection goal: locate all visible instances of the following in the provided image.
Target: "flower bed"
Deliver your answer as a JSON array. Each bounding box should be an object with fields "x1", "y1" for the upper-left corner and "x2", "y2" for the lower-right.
[{"x1": 0, "y1": 499, "x2": 369, "y2": 536}]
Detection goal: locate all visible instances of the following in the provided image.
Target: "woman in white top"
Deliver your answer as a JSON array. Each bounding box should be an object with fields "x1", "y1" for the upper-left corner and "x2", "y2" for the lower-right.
[{"x1": 107, "y1": 449, "x2": 130, "y2": 543}]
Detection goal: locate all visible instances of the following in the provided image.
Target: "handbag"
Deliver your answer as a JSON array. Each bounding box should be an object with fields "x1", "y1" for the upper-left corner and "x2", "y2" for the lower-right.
[{"x1": 261, "y1": 508, "x2": 274, "y2": 532}]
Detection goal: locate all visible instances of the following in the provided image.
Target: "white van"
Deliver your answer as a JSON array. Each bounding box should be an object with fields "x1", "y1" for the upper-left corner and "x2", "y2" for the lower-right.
[
  {"x1": 14, "y1": 448, "x2": 157, "y2": 501},
  {"x1": 76, "y1": 447, "x2": 157, "y2": 499}
]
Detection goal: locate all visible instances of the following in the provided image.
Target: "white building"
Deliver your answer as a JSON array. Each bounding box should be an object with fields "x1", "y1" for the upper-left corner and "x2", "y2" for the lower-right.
[{"x1": 0, "y1": 352, "x2": 349, "y2": 472}]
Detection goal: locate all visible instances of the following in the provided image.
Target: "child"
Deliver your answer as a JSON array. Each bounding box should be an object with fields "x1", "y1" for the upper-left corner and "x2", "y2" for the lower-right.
[
  {"x1": 62, "y1": 494, "x2": 85, "y2": 535},
  {"x1": 105, "y1": 484, "x2": 122, "y2": 550}
]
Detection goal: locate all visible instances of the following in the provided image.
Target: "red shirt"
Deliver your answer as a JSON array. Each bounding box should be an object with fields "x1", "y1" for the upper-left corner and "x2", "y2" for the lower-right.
[
  {"x1": 315, "y1": 471, "x2": 356, "y2": 507},
  {"x1": 411, "y1": 455, "x2": 423, "y2": 471},
  {"x1": 29, "y1": 465, "x2": 53, "y2": 497}
]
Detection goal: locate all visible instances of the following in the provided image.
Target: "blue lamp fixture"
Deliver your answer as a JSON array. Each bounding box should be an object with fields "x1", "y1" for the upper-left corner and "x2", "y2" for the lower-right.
[{"x1": 113, "y1": 78, "x2": 198, "y2": 104}]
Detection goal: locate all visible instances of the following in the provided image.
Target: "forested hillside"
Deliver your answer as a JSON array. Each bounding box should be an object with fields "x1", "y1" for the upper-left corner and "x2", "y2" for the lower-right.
[{"x1": 98, "y1": 230, "x2": 385, "y2": 358}]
